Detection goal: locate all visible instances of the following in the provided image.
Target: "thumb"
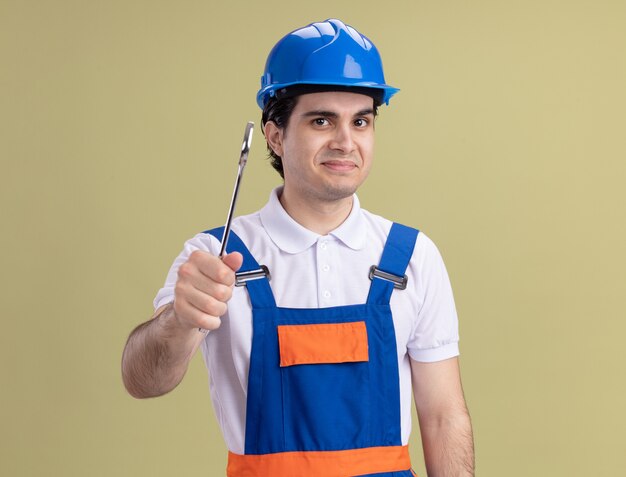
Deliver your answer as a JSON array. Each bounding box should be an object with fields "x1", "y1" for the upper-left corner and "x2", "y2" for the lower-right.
[{"x1": 222, "y1": 251, "x2": 243, "y2": 273}]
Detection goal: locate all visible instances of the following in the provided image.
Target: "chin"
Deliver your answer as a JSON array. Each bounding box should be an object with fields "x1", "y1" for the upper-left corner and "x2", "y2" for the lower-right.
[{"x1": 318, "y1": 183, "x2": 359, "y2": 202}]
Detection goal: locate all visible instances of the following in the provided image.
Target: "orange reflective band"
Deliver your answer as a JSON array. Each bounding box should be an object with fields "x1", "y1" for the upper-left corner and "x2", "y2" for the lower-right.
[
  {"x1": 277, "y1": 321, "x2": 369, "y2": 367},
  {"x1": 227, "y1": 445, "x2": 412, "y2": 477}
]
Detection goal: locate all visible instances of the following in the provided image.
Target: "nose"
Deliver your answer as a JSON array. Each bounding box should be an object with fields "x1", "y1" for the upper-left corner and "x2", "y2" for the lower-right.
[{"x1": 328, "y1": 123, "x2": 355, "y2": 153}]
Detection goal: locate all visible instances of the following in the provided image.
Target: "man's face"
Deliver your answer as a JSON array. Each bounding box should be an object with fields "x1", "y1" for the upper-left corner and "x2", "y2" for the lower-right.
[{"x1": 267, "y1": 91, "x2": 376, "y2": 205}]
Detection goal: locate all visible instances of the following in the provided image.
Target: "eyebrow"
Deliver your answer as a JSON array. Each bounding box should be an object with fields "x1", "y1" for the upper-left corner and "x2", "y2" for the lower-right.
[{"x1": 300, "y1": 108, "x2": 375, "y2": 119}]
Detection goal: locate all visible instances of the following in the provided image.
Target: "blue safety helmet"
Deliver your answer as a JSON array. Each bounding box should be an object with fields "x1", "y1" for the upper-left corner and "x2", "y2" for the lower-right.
[{"x1": 256, "y1": 19, "x2": 399, "y2": 109}]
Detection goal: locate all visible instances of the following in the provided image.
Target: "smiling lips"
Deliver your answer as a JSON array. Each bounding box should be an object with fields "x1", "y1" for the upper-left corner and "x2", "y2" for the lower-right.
[{"x1": 321, "y1": 160, "x2": 358, "y2": 172}]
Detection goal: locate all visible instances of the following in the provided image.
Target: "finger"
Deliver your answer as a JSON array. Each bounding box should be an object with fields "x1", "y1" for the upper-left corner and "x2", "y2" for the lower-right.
[
  {"x1": 222, "y1": 252, "x2": 243, "y2": 273},
  {"x1": 186, "y1": 251, "x2": 236, "y2": 286},
  {"x1": 187, "y1": 286, "x2": 229, "y2": 317},
  {"x1": 175, "y1": 281, "x2": 229, "y2": 316},
  {"x1": 178, "y1": 265, "x2": 234, "y2": 301},
  {"x1": 173, "y1": 295, "x2": 223, "y2": 331}
]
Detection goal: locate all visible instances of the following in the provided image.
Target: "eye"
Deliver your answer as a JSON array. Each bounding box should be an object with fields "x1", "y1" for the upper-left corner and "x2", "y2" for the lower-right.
[
  {"x1": 313, "y1": 118, "x2": 329, "y2": 126},
  {"x1": 354, "y1": 118, "x2": 369, "y2": 128}
]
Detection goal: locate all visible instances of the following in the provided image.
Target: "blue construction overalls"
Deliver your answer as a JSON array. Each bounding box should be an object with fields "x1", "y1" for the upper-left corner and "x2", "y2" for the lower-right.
[{"x1": 207, "y1": 223, "x2": 419, "y2": 477}]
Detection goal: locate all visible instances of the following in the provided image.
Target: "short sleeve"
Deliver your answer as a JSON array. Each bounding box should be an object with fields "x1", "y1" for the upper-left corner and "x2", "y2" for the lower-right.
[
  {"x1": 152, "y1": 232, "x2": 220, "y2": 311},
  {"x1": 406, "y1": 233, "x2": 460, "y2": 363}
]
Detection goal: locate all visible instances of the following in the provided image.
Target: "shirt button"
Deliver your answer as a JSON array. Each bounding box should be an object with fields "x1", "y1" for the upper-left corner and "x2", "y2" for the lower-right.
[
  {"x1": 320, "y1": 242, "x2": 328, "y2": 250},
  {"x1": 322, "y1": 264, "x2": 330, "y2": 272},
  {"x1": 323, "y1": 290, "x2": 331, "y2": 299}
]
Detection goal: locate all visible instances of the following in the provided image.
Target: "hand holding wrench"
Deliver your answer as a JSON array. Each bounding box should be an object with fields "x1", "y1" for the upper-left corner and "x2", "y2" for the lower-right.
[{"x1": 198, "y1": 122, "x2": 254, "y2": 333}]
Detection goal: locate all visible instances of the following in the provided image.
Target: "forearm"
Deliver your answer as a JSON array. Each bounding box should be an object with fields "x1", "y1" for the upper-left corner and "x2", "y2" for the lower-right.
[
  {"x1": 121, "y1": 304, "x2": 203, "y2": 398},
  {"x1": 419, "y1": 408, "x2": 474, "y2": 477}
]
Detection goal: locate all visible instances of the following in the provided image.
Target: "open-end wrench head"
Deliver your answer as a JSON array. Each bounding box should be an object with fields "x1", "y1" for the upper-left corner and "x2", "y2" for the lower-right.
[{"x1": 240, "y1": 122, "x2": 254, "y2": 167}]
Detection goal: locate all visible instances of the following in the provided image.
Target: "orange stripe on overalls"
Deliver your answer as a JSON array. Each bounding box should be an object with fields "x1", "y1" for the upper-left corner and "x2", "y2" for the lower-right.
[{"x1": 227, "y1": 445, "x2": 411, "y2": 477}]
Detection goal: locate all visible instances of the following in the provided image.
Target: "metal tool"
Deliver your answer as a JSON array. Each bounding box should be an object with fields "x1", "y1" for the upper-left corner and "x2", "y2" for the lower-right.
[
  {"x1": 199, "y1": 121, "x2": 254, "y2": 333},
  {"x1": 219, "y1": 121, "x2": 254, "y2": 257}
]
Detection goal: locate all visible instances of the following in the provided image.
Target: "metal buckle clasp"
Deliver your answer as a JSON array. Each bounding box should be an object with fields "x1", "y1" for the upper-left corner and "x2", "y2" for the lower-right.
[
  {"x1": 235, "y1": 265, "x2": 271, "y2": 287},
  {"x1": 368, "y1": 265, "x2": 408, "y2": 290}
]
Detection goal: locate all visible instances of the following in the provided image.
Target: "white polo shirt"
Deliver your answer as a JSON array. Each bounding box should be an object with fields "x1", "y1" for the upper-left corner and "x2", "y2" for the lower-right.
[{"x1": 154, "y1": 187, "x2": 460, "y2": 454}]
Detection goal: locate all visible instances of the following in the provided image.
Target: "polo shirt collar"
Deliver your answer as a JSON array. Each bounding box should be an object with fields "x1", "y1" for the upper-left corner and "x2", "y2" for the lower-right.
[{"x1": 259, "y1": 187, "x2": 367, "y2": 254}]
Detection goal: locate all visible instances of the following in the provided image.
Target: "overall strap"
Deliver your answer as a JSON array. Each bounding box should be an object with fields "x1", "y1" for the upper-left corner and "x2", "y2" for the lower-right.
[
  {"x1": 204, "y1": 227, "x2": 276, "y2": 308},
  {"x1": 366, "y1": 223, "x2": 419, "y2": 305}
]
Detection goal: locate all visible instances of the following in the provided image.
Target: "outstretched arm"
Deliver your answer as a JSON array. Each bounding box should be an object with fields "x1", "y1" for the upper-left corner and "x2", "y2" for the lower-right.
[
  {"x1": 411, "y1": 357, "x2": 474, "y2": 476},
  {"x1": 121, "y1": 303, "x2": 203, "y2": 398},
  {"x1": 121, "y1": 251, "x2": 242, "y2": 398}
]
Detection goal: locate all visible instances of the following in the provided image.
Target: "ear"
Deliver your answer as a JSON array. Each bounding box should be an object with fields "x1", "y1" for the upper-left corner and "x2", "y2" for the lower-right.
[{"x1": 264, "y1": 121, "x2": 284, "y2": 157}]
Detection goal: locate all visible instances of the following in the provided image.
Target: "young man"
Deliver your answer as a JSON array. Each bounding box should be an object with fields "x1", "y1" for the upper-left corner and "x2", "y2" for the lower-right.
[{"x1": 122, "y1": 19, "x2": 474, "y2": 477}]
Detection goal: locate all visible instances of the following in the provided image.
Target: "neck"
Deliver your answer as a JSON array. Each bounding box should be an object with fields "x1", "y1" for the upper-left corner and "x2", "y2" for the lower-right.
[{"x1": 279, "y1": 188, "x2": 354, "y2": 235}]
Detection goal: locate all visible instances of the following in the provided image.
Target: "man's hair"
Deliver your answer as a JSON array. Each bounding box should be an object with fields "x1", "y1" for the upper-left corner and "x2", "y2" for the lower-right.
[
  {"x1": 261, "y1": 95, "x2": 298, "y2": 178},
  {"x1": 261, "y1": 86, "x2": 382, "y2": 178}
]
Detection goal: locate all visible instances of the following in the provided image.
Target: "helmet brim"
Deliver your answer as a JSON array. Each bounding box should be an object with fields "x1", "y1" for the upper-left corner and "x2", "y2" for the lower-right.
[{"x1": 257, "y1": 81, "x2": 399, "y2": 109}]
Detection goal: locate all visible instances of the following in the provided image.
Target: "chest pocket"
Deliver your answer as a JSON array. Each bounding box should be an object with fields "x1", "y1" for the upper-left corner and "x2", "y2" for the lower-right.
[{"x1": 278, "y1": 320, "x2": 372, "y2": 450}]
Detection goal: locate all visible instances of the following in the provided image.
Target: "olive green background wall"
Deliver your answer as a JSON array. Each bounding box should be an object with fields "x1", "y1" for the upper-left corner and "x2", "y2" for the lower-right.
[{"x1": 2, "y1": 1, "x2": 625, "y2": 475}]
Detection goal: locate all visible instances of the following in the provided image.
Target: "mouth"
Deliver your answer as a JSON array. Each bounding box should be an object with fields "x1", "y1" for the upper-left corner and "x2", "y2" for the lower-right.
[{"x1": 320, "y1": 160, "x2": 358, "y2": 172}]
